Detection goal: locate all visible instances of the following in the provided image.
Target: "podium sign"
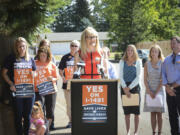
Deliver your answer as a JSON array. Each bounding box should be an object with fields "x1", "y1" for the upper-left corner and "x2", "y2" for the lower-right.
[{"x1": 71, "y1": 79, "x2": 118, "y2": 135}]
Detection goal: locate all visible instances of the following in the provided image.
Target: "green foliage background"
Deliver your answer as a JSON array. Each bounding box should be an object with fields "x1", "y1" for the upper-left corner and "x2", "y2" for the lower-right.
[
  {"x1": 0, "y1": 0, "x2": 69, "y2": 41},
  {"x1": 103, "y1": 0, "x2": 180, "y2": 51}
]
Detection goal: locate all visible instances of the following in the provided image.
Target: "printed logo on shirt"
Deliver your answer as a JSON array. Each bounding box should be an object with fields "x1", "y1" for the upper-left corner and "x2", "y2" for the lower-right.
[
  {"x1": 35, "y1": 67, "x2": 56, "y2": 95},
  {"x1": 65, "y1": 66, "x2": 74, "y2": 80},
  {"x1": 65, "y1": 59, "x2": 74, "y2": 80},
  {"x1": 14, "y1": 68, "x2": 33, "y2": 85},
  {"x1": 14, "y1": 61, "x2": 34, "y2": 97}
]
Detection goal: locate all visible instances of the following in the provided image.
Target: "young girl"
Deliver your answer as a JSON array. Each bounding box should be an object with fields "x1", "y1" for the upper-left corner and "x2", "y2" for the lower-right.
[
  {"x1": 29, "y1": 102, "x2": 46, "y2": 135},
  {"x1": 143, "y1": 45, "x2": 166, "y2": 135}
]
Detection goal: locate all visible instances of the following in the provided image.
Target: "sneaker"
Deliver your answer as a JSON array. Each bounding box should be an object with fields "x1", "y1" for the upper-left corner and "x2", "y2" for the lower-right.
[{"x1": 66, "y1": 122, "x2": 72, "y2": 128}]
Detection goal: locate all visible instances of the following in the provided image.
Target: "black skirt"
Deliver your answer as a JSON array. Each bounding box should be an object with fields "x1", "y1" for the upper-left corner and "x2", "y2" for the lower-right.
[{"x1": 121, "y1": 82, "x2": 140, "y2": 115}]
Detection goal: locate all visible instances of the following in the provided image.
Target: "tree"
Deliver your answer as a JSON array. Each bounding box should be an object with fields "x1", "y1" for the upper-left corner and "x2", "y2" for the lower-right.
[
  {"x1": 90, "y1": 0, "x2": 110, "y2": 31},
  {"x1": 0, "y1": 0, "x2": 68, "y2": 39},
  {"x1": 0, "y1": 1, "x2": 68, "y2": 134},
  {"x1": 103, "y1": 0, "x2": 180, "y2": 51},
  {"x1": 52, "y1": 0, "x2": 93, "y2": 32}
]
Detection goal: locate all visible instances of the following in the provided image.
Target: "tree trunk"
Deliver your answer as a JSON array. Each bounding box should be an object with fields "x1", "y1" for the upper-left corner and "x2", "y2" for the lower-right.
[{"x1": 0, "y1": 35, "x2": 16, "y2": 135}]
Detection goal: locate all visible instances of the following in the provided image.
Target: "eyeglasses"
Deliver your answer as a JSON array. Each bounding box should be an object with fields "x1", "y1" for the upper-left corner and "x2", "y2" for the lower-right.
[
  {"x1": 85, "y1": 36, "x2": 97, "y2": 40},
  {"x1": 71, "y1": 45, "x2": 78, "y2": 48}
]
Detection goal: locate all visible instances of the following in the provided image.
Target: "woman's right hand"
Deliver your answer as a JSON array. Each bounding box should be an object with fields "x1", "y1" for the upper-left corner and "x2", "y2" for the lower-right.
[
  {"x1": 123, "y1": 87, "x2": 131, "y2": 98},
  {"x1": 10, "y1": 85, "x2": 16, "y2": 92},
  {"x1": 149, "y1": 91, "x2": 155, "y2": 99},
  {"x1": 62, "y1": 77, "x2": 67, "y2": 83}
]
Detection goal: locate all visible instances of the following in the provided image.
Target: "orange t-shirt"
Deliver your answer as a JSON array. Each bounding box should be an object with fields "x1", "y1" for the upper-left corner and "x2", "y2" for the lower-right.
[{"x1": 34, "y1": 60, "x2": 57, "y2": 92}]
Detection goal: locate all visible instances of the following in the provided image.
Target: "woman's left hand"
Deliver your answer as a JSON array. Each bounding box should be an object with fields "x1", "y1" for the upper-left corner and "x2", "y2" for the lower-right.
[{"x1": 47, "y1": 76, "x2": 53, "y2": 81}]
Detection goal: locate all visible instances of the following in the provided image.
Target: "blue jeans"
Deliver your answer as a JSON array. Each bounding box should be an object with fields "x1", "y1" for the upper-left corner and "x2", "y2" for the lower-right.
[{"x1": 14, "y1": 96, "x2": 35, "y2": 135}]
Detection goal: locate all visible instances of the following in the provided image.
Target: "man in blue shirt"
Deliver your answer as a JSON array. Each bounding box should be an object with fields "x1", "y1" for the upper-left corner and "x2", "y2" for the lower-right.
[
  {"x1": 162, "y1": 36, "x2": 180, "y2": 135},
  {"x1": 102, "y1": 46, "x2": 117, "y2": 79}
]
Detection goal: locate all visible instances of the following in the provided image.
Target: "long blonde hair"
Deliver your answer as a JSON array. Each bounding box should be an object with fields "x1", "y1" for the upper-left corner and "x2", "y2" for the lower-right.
[
  {"x1": 32, "y1": 101, "x2": 44, "y2": 119},
  {"x1": 80, "y1": 27, "x2": 101, "y2": 59},
  {"x1": 149, "y1": 44, "x2": 164, "y2": 61},
  {"x1": 14, "y1": 37, "x2": 29, "y2": 61},
  {"x1": 122, "y1": 44, "x2": 139, "y2": 61}
]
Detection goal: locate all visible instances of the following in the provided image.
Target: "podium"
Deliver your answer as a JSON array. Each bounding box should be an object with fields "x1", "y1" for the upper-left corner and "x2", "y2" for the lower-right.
[{"x1": 71, "y1": 79, "x2": 118, "y2": 135}]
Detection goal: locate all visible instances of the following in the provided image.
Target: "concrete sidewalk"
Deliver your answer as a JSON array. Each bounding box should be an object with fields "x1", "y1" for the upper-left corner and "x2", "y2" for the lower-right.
[
  {"x1": 50, "y1": 66, "x2": 171, "y2": 135},
  {"x1": 50, "y1": 81, "x2": 170, "y2": 135}
]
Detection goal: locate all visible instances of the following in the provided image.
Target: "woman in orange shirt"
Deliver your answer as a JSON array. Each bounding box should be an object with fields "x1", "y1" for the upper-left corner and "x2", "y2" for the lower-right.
[
  {"x1": 34, "y1": 46, "x2": 58, "y2": 131},
  {"x1": 74, "y1": 27, "x2": 108, "y2": 79}
]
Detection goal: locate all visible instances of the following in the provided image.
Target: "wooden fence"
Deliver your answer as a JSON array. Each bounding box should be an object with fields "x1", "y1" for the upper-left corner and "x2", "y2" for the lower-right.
[{"x1": 136, "y1": 40, "x2": 172, "y2": 57}]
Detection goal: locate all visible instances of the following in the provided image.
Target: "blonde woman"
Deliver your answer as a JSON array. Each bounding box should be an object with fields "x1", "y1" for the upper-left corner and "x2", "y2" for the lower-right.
[
  {"x1": 74, "y1": 27, "x2": 108, "y2": 79},
  {"x1": 144, "y1": 45, "x2": 166, "y2": 135},
  {"x1": 119, "y1": 45, "x2": 142, "y2": 135},
  {"x1": 2, "y1": 37, "x2": 36, "y2": 135}
]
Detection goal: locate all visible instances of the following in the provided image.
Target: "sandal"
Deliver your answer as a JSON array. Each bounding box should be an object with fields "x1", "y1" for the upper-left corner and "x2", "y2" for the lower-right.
[
  {"x1": 158, "y1": 132, "x2": 161, "y2": 135},
  {"x1": 153, "y1": 132, "x2": 156, "y2": 135}
]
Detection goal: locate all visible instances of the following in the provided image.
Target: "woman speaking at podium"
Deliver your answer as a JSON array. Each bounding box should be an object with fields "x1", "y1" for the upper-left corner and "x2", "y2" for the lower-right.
[{"x1": 74, "y1": 27, "x2": 108, "y2": 79}]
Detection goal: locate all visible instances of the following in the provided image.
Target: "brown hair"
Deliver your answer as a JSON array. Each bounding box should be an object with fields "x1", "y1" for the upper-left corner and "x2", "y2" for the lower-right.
[
  {"x1": 149, "y1": 44, "x2": 164, "y2": 61},
  {"x1": 171, "y1": 36, "x2": 180, "y2": 43},
  {"x1": 122, "y1": 44, "x2": 139, "y2": 61},
  {"x1": 14, "y1": 37, "x2": 30, "y2": 61},
  {"x1": 37, "y1": 46, "x2": 52, "y2": 62},
  {"x1": 39, "y1": 39, "x2": 50, "y2": 48},
  {"x1": 32, "y1": 101, "x2": 44, "y2": 119}
]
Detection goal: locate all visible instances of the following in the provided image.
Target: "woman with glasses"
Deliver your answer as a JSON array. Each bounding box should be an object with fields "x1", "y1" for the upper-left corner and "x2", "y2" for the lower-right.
[
  {"x1": 74, "y1": 27, "x2": 108, "y2": 79},
  {"x1": 59, "y1": 40, "x2": 80, "y2": 128}
]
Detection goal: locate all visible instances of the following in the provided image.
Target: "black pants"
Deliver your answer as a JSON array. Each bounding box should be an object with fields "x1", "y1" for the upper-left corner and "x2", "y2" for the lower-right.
[
  {"x1": 14, "y1": 96, "x2": 35, "y2": 135},
  {"x1": 166, "y1": 86, "x2": 180, "y2": 135}
]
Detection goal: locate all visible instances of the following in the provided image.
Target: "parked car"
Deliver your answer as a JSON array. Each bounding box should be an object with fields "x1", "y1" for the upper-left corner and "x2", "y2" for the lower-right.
[{"x1": 137, "y1": 49, "x2": 149, "y2": 67}]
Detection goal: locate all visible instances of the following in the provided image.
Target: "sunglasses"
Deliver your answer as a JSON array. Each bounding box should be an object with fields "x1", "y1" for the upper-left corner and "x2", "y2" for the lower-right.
[{"x1": 71, "y1": 45, "x2": 78, "y2": 48}]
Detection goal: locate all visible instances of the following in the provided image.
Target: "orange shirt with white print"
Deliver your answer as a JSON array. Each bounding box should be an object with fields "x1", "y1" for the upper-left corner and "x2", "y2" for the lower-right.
[{"x1": 34, "y1": 60, "x2": 58, "y2": 92}]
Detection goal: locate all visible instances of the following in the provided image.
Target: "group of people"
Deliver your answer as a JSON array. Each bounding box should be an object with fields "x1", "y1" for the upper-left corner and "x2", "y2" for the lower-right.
[
  {"x1": 1, "y1": 26, "x2": 180, "y2": 135},
  {"x1": 118, "y1": 36, "x2": 180, "y2": 135},
  {"x1": 2, "y1": 38, "x2": 58, "y2": 135}
]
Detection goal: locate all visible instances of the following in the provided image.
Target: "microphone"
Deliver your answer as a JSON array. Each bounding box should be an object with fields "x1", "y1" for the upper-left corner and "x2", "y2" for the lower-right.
[{"x1": 73, "y1": 61, "x2": 85, "y2": 79}]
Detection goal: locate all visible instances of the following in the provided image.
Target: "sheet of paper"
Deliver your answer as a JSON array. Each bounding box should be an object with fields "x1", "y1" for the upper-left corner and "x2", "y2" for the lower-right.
[{"x1": 146, "y1": 94, "x2": 163, "y2": 107}]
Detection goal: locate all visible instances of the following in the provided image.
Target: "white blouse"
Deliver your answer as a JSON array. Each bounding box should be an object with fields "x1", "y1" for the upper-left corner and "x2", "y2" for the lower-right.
[{"x1": 119, "y1": 59, "x2": 142, "y2": 89}]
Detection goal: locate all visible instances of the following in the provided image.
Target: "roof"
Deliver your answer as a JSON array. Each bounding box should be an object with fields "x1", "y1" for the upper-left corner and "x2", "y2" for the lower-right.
[{"x1": 39, "y1": 32, "x2": 109, "y2": 42}]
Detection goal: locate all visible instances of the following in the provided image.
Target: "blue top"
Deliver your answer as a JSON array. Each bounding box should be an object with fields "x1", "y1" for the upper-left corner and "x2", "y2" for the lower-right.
[
  {"x1": 123, "y1": 61, "x2": 136, "y2": 82},
  {"x1": 3, "y1": 54, "x2": 36, "y2": 82},
  {"x1": 108, "y1": 61, "x2": 117, "y2": 79},
  {"x1": 162, "y1": 53, "x2": 180, "y2": 85}
]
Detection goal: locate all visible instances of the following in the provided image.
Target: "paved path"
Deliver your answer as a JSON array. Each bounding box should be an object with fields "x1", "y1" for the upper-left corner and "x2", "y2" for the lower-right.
[{"x1": 50, "y1": 64, "x2": 171, "y2": 135}]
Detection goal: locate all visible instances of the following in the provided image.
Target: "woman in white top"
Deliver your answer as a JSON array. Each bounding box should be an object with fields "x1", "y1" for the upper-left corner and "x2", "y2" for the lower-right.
[
  {"x1": 143, "y1": 45, "x2": 165, "y2": 135},
  {"x1": 119, "y1": 44, "x2": 142, "y2": 135}
]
